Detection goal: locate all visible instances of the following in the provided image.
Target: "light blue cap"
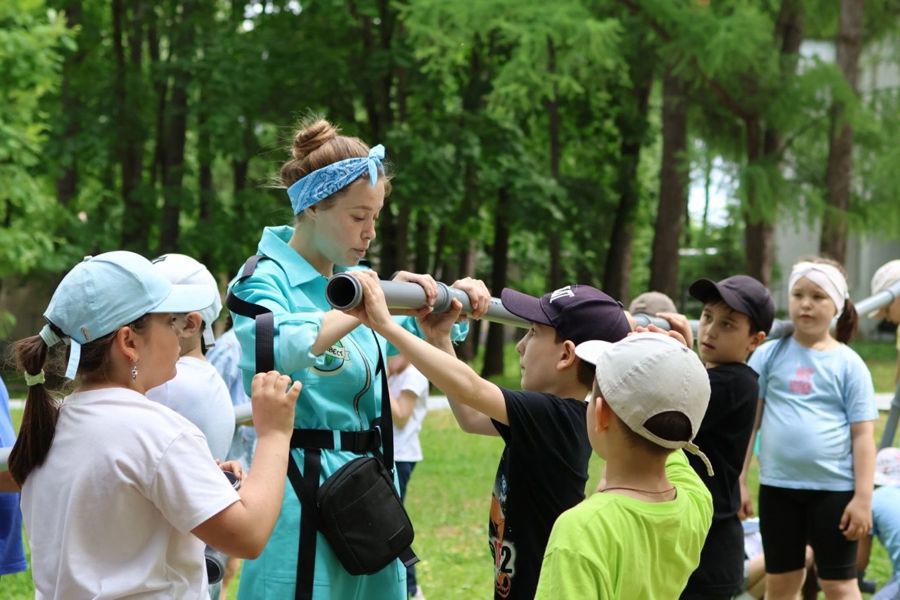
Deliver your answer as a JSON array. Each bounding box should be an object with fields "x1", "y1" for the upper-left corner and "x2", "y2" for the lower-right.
[{"x1": 41, "y1": 251, "x2": 217, "y2": 379}]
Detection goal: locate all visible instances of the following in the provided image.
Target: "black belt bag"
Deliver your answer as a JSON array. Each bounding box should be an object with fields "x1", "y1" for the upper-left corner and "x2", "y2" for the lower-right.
[{"x1": 317, "y1": 455, "x2": 415, "y2": 575}]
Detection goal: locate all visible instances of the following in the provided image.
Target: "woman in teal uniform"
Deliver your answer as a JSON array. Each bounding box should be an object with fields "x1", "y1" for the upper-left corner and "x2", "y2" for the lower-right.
[{"x1": 229, "y1": 118, "x2": 486, "y2": 600}]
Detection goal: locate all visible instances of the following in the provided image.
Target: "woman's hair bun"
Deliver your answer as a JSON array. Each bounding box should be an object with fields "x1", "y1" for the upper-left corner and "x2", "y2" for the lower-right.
[{"x1": 291, "y1": 119, "x2": 339, "y2": 161}]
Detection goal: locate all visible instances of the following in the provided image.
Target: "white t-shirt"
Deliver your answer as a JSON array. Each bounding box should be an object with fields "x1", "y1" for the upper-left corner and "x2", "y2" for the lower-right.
[
  {"x1": 146, "y1": 356, "x2": 236, "y2": 459},
  {"x1": 389, "y1": 365, "x2": 429, "y2": 463},
  {"x1": 21, "y1": 388, "x2": 240, "y2": 599}
]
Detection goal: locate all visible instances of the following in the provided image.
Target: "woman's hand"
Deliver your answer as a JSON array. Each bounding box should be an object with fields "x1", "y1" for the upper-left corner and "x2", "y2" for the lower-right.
[
  {"x1": 344, "y1": 270, "x2": 398, "y2": 330},
  {"x1": 839, "y1": 494, "x2": 872, "y2": 541},
  {"x1": 391, "y1": 271, "x2": 438, "y2": 318}
]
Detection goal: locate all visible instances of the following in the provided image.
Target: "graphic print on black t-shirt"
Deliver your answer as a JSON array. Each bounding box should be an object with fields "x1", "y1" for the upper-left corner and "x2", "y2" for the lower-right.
[{"x1": 489, "y1": 457, "x2": 514, "y2": 598}]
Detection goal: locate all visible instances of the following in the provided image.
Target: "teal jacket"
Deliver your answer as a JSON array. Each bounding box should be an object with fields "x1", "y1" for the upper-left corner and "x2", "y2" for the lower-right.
[{"x1": 230, "y1": 226, "x2": 465, "y2": 599}]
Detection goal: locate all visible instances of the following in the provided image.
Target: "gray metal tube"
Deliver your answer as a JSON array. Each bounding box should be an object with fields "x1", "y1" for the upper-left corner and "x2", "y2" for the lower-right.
[
  {"x1": 4, "y1": 281, "x2": 900, "y2": 473},
  {"x1": 879, "y1": 382, "x2": 900, "y2": 450},
  {"x1": 631, "y1": 314, "x2": 795, "y2": 340},
  {"x1": 325, "y1": 273, "x2": 530, "y2": 329},
  {"x1": 633, "y1": 280, "x2": 900, "y2": 341}
]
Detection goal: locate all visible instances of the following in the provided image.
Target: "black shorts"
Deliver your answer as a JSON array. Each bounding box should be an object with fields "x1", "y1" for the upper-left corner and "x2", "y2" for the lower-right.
[{"x1": 758, "y1": 485, "x2": 857, "y2": 581}]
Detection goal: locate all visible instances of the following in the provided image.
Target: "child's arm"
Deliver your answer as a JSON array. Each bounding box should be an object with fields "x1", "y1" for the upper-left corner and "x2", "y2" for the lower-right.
[
  {"x1": 345, "y1": 271, "x2": 509, "y2": 431},
  {"x1": 390, "y1": 388, "x2": 417, "y2": 428},
  {"x1": 657, "y1": 312, "x2": 694, "y2": 350},
  {"x1": 192, "y1": 371, "x2": 300, "y2": 558},
  {"x1": 840, "y1": 420, "x2": 875, "y2": 541},
  {"x1": 738, "y1": 397, "x2": 763, "y2": 519},
  {"x1": 0, "y1": 470, "x2": 19, "y2": 493},
  {"x1": 422, "y1": 332, "x2": 501, "y2": 435}
]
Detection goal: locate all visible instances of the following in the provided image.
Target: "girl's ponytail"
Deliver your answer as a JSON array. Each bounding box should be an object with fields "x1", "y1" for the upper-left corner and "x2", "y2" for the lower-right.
[
  {"x1": 835, "y1": 298, "x2": 859, "y2": 345},
  {"x1": 8, "y1": 335, "x2": 60, "y2": 485}
]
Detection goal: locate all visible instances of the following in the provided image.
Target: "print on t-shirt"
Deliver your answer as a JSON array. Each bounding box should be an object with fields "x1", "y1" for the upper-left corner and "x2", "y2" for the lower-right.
[
  {"x1": 490, "y1": 464, "x2": 514, "y2": 599},
  {"x1": 789, "y1": 366, "x2": 814, "y2": 395}
]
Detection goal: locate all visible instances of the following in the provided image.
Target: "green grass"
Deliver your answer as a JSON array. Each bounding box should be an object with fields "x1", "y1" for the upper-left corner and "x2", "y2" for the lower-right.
[{"x1": 2, "y1": 339, "x2": 898, "y2": 598}]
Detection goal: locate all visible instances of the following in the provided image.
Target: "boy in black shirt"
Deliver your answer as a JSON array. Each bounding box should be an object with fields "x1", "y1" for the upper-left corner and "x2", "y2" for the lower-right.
[
  {"x1": 663, "y1": 275, "x2": 774, "y2": 600},
  {"x1": 341, "y1": 272, "x2": 631, "y2": 600}
]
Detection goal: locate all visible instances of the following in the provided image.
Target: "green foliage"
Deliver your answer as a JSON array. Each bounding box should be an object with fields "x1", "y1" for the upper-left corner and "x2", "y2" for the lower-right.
[
  {"x1": 0, "y1": 2, "x2": 72, "y2": 278},
  {"x1": 0, "y1": 0, "x2": 897, "y2": 339}
]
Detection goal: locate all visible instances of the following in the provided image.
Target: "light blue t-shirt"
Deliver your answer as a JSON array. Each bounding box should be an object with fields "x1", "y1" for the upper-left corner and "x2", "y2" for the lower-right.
[
  {"x1": 0, "y1": 376, "x2": 27, "y2": 575},
  {"x1": 748, "y1": 336, "x2": 876, "y2": 491},
  {"x1": 873, "y1": 485, "x2": 900, "y2": 577}
]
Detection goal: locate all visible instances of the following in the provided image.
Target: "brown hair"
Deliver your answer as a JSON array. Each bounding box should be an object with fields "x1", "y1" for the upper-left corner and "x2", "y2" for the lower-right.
[
  {"x1": 809, "y1": 257, "x2": 858, "y2": 344},
  {"x1": 619, "y1": 411, "x2": 692, "y2": 459},
  {"x1": 280, "y1": 117, "x2": 391, "y2": 217},
  {"x1": 8, "y1": 316, "x2": 149, "y2": 485}
]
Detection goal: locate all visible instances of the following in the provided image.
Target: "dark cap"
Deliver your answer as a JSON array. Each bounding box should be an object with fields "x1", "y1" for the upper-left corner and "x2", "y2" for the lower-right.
[
  {"x1": 501, "y1": 285, "x2": 631, "y2": 345},
  {"x1": 689, "y1": 275, "x2": 775, "y2": 334}
]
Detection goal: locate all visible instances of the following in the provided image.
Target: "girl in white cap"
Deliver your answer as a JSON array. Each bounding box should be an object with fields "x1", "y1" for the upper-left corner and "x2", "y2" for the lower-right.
[
  {"x1": 2, "y1": 251, "x2": 301, "y2": 599},
  {"x1": 748, "y1": 258, "x2": 877, "y2": 600}
]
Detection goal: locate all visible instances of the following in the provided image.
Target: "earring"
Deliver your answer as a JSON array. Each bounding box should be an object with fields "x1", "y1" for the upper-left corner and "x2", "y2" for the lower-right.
[{"x1": 131, "y1": 363, "x2": 139, "y2": 381}]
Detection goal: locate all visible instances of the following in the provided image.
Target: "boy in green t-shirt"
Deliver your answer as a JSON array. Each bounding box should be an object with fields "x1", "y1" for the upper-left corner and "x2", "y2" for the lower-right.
[{"x1": 535, "y1": 332, "x2": 714, "y2": 599}]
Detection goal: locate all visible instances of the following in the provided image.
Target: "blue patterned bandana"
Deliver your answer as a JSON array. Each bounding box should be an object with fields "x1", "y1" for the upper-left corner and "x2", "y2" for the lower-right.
[{"x1": 287, "y1": 144, "x2": 385, "y2": 215}]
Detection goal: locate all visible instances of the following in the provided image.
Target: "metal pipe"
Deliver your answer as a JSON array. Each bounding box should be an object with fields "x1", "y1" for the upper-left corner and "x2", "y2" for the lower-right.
[
  {"x1": 880, "y1": 382, "x2": 900, "y2": 450},
  {"x1": 325, "y1": 273, "x2": 530, "y2": 329},
  {"x1": 631, "y1": 314, "x2": 796, "y2": 340},
  {"x1": 3, "y1": 281, "x2": 899, "y2": 472}
]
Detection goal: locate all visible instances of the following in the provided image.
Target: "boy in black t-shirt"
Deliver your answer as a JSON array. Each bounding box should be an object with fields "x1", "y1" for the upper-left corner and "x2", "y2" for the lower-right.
[
  {"x1": 341, "y1": 272, "x2": 631, "y2": 600},
  {"x1": 662, "y1": 275, "x2": 775, "y2": 600}
]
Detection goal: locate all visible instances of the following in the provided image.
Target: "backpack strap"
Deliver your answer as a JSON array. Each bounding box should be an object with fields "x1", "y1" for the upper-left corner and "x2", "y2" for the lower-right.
[{"x1": 226, "y1": 255, "x2": 275, "y2": 373}]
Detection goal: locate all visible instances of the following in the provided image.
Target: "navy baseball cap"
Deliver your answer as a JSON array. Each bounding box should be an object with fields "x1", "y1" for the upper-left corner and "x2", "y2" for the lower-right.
[
  {"x1": 500, "y1": 285, "x2": 630, "y2": 345},
  {"x1": 689, "y1": 275, "x2": 775, "y2": 334}
]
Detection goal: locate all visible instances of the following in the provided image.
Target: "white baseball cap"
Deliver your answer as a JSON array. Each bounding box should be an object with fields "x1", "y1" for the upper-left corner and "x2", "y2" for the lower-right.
[
  {"x1": 151, "y1": 254, "x2": 222, "y2": 347},
  {"x1": 870, "y1": 260, "x2": 900, "y2": 319},
  {"x1": 41, "y1": 251, "x2": 217, "y2": 379},
  {"x1": 575, "y1": 333, "x2": 713, "y2": 475}
]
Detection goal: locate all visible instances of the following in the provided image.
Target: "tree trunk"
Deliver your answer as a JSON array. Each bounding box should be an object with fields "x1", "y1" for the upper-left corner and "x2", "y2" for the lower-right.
[
  {"x1": 198, "y1": 89, "x2": 214, "y2": 268},
  {"x1": 413, "y1": 212, "x2": 431, "y2": 274},
  {"x1": 545, "y1": 36, "x2": 565, "y2": 290},
  {"x1": 820, "y1": 0, "x2": 863, "y2": 263},
  {"x1": 147, "y1": 4, "x2": 166, "y2": 189},
  {"x1": 394, "y1": 202, "x2": 411, "y2": 272},
  {"x1": 159, "y1": 1, "x2": 194, "y2": 254},
  {"x1": 114, "y1": 0, "x2": 148, "y2": 252},
  {"x1": 743, "y1": 119, "x2": 775, "y2": 286},
  {"x1": 603, "y1": 37, "x2": 654, "y2": 302},
  {"x1": 745, "y1": 0, "x2": 805, "y2": 286},
  {"x1": 482, "y1": 187, "x2": 511, "y2": 378},
  {"x1": 649, "y1": 67, "x2": 688, "y2": 298},
  {"x1": 56, "y1": 0, "x2": 83, "y2": 206},
  {"x1": 432, "y1": 224, "x2": 447, "y2": 280}
]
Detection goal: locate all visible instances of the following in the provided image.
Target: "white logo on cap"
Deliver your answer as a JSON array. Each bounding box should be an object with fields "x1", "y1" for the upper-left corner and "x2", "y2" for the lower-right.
[{"x1": 549, "y1": 286, "x2": 575, "y2": 303}]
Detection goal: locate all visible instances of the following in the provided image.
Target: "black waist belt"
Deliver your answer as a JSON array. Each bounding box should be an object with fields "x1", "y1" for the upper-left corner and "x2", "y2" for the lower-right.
[{"x1": 287, "y1": 424, "x2": 388, "y2": 600}]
